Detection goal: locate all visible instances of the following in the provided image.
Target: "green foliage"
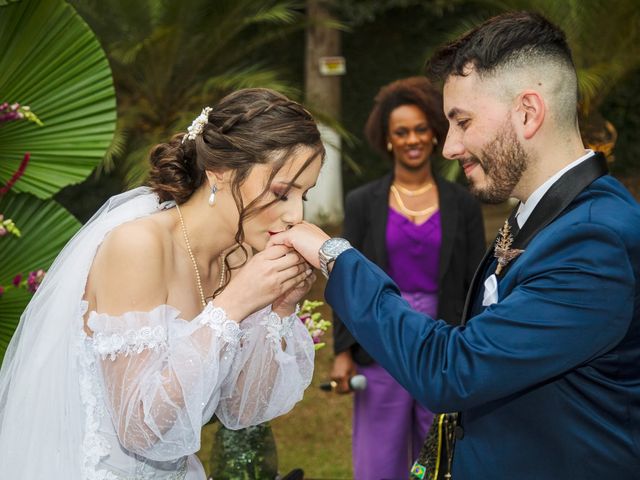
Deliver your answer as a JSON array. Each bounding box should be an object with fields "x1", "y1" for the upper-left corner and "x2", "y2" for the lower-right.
[
  {"x1": 69, "y1": 0, "x2": 310, "y2": 187},
  {"x1": 0, "y1": 288, "x2": 31, "y2": 363},
  {"x1": 331, "y1": 0, "x2": 462, "y2": 26},
  {"x1": 0, "y1": 193, "x2": 81, "y2": 361},
  {"x1": 601, "y1": 68, "x2": 640, "y2": 175},
  {"x1": 0, "y1": 0, "x2": 116, "y2": 199},
  {"x1": 0, "y1": 0, "x2": 116, "y2": 360}
]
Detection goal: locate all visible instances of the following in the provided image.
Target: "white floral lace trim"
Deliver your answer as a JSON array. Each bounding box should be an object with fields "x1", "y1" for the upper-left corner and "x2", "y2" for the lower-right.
[
  {"x1": 93, "y1": 325, "x2": 168, "y2": 361},
  {"x1": 200, "y1": 303, "x2": 244, "y2": 345},
  {"x1": 260, "y1": 305, "x2": 299, "y2": 347},
  {"x1": 78, "y1": 304, "x2": 118, "y2": 480}
]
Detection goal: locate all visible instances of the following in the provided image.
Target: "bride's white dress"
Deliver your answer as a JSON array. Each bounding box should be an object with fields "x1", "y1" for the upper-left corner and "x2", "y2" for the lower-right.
[{"x1": 0, "y1": 188, "x2": 314, "y2": 479}]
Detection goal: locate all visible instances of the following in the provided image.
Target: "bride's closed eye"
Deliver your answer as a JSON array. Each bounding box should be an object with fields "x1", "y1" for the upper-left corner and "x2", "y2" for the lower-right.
[{"x1": 272, "y1": 188, "x2": 309, "y2": 202}]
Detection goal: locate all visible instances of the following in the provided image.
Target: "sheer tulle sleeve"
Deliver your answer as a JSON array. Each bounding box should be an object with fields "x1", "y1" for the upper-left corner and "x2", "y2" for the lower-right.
[
  {"x1": 87, "y1": 302, "x2": 314, "y2": 461},
  {"x1": 87, "y1": 303, "x2": 243, "y2": 461},
  {"x1": 216, "y1": 307, "x2": 315, "y2": 429},
  {"x1": 216, "y1": 306, "x2": 315, "y2": 429}
]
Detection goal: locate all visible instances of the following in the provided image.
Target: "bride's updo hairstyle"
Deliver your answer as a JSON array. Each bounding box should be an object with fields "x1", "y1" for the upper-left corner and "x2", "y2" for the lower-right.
[
  {"x1": 149, "y1": 88, "x2": 324, "y2": 205},
  {"x1": 148, "y1": 88, "x2": 324, "y2": 294}
]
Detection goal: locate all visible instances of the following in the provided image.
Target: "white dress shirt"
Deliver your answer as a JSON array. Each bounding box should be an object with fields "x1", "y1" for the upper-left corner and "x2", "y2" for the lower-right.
[{"x1": 515, "y1": 149, "x2": 595, "y2": 228}]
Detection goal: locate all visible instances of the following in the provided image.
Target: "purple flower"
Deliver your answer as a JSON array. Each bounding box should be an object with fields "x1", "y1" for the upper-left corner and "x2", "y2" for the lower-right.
[
  {"x1": 0, "y1": 285, "x2": 4, "y2": 298},
  {"x1": 12, "y1": 274, "x2": 22, "y2": 287},
  {"x1": 27, "y1": 269, "x2": 46, "y2": 293}
]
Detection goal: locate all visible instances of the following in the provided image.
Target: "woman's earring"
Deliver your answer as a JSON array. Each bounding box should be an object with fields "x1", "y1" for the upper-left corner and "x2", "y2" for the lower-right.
[
  {"x1": 432, "y1": 137, "x2": 438, "y2": 146},
  {"x1": 208, "y1": 184, "x2": 218, "y2": 206},
  {"x1": 387, "y1": 141, "x2": 393, "y2": 152}
]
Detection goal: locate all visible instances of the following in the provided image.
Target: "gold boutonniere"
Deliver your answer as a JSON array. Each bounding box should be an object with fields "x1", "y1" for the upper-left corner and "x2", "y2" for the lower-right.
[{"x1": 494, "y1": 220, "x2": 524, "y2": 275}]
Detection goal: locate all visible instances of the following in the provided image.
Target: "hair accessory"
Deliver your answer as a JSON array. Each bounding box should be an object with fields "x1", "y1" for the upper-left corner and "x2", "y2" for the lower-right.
[
  {"x1": 387, "y1": 141, "x2": 393, "y2": 152},
  {"x1": 208, "y1": 184, "x2": 218, "y2": 206},
  {"x1": 182, "y1": 106, "x2": 212, "y2": 143}
]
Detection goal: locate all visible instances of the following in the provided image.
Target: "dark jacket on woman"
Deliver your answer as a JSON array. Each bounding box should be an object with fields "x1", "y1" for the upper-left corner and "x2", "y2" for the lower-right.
[{"x1": 333, "y1": 173, "x2": 486, "y2": 365}]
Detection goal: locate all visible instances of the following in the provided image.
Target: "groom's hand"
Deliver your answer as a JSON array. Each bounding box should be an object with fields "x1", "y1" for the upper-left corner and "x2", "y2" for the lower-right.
[{"x1": 267, "y1": 222, "x2": 330, "y2": 269}]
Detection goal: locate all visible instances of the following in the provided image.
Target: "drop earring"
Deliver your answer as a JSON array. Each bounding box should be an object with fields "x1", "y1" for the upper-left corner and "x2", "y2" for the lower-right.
[
  {"x1": 208, "y1": 184, "x2": 218, "y2": 206},
  {"x1": 432, "y1": 137, "x2": 438, "y2": 146},
  {"x1": 387, "y1": 141, "x2": 393, "y2": 152}
]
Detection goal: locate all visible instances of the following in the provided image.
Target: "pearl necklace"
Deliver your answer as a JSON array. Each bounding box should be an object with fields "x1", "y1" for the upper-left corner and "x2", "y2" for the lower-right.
[
  {"x1": 176, "y1": 203, "x2": 226, "y2": 308},
  {"x1": 390, "y1": 184, "x2": 437, "y2": 218}
]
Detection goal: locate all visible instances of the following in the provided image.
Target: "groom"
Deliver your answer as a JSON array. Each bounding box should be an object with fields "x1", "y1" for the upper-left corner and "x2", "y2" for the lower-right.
[{"x1": 271, "y1": 11, "x2": 640, "y2": 480}]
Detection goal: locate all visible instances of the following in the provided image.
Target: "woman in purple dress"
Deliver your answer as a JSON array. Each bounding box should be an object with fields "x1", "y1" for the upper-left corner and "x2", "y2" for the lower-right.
[{"x1": 331, "y1": 77, "x2": 485, "y2": 480}]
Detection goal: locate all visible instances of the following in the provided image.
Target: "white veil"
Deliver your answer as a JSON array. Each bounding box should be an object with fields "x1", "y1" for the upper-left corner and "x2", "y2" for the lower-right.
[{"x1": 0, "y1": 187, "x2": 168, "y2": 478}]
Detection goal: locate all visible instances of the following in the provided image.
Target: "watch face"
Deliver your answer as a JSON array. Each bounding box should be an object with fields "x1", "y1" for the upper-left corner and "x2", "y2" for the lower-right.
[
  {"x1": 319, "y1": 238, "x2": 351, "y2": 278},
  {"x1": 322, "y1": 238, "x2": 350, "y2": 257}
]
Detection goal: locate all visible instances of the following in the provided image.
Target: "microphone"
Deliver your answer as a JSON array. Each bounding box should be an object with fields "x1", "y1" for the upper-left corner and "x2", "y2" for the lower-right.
[{"x1": 319, "y1": 374, "x2": 367, "y2": 392}]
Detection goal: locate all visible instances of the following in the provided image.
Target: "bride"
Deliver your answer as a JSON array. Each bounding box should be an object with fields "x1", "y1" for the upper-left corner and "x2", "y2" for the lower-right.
[{"x1": 0, "y1": 88, "x2": 323, "y2": 479}]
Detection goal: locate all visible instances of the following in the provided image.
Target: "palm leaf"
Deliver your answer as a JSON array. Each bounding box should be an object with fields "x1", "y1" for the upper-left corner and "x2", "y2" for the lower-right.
[
  {"x1": 0, "y1": 287, "x2": 31, "y2": 364},
  {"x1": 0, "y1": 193, "x2": 81, "y2": 286},
  {"x1": 243, "y1": 1, "x2": 302, "y2": 25},
  {"x1": 0, "y1": 193, "x2": 81, "y2": 360},
  {"x1": 0, "y1": 0, "x2": 116, "y2": 199}
]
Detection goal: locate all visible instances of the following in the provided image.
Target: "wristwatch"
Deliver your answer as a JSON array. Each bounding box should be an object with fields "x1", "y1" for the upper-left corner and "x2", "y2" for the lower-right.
[{"x1": 318, "y1": 237, "x2": 352, "y2": 278}]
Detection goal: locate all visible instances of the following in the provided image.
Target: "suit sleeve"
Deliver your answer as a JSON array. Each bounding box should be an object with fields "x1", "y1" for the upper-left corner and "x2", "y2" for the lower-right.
[
  {"x1": 326, "y1": 222, "x2": 634, "y2": 412},
  {"x1": 332, "y1": 190, "x2": 367, "y2": 355}
]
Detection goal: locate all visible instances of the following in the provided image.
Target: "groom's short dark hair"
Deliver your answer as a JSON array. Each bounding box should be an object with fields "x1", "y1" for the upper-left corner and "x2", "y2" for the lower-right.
[
  {"x1": 427, "y1": 11, "x2": 579, "y2": 128},
  {"x1": 426, "y1": 11, "x2": 575, "y2": 80}
]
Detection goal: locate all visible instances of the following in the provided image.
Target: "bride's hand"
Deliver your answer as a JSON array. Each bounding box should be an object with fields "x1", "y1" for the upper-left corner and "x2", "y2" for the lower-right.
[
  {"x1": 267, "y1": 222, "x2": 330, "y2": 269},
  {"x1": 213, "y1": 245, "x2": 312, "y2": 322},
  {"x1": 272, "y1": 266, "x2": 317, "y2": 316}
]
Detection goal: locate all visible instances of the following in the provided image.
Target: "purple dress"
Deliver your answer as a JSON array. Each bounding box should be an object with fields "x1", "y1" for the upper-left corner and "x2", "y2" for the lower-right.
[{"x1": 353, "y1": 208, "x2": 441, "y2": 480}]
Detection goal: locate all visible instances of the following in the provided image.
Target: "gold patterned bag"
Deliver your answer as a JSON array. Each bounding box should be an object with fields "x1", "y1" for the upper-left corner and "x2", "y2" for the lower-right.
[{"x1": 409, "y1": 413, "x2": 458, "y2": 480}]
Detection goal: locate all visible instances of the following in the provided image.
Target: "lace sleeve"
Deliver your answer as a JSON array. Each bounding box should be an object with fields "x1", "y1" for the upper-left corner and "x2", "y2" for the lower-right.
[
  {"x1": 87, "y1": 303, "x2": 242, "y2": 461},
  {"x1": 216, "y1": 306, "x2": 315, "y2": 429}
]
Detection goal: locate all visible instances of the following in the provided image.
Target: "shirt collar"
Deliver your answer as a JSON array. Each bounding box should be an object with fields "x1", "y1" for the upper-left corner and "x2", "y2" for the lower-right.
[{"x1": 516, "y1": 150, "x2": 594, "y2": 228}]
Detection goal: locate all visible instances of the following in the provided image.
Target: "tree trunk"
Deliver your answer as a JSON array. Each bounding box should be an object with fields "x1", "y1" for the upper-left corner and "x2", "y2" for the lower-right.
[{"x1": 304, "y1": 0, "x2": 343, "y2": 225}]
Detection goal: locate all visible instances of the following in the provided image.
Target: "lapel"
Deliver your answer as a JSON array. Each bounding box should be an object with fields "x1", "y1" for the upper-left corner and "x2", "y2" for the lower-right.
[
  {"x1": 460, "y1": 152, "x2": 608, "y2": 325},
  {"x1": 370, "y1": 173, "x2": 393, "y2": 270},
  {"x1": 461, "y1": 242, "x2": 495, "y2": 324},
  {"x1": 435, "y1": 176, "x2": 458, "y2": 285}
]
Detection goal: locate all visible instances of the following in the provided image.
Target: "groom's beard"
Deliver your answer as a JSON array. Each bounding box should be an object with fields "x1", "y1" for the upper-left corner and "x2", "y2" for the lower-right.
[{"x1": 469, "y1": 125, "x2": 529, "y2": 204}]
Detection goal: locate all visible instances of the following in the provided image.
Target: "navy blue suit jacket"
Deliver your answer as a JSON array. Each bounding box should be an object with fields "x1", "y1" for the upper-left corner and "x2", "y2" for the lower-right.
[{"x1": 326, "y1": 174, "x2": 640, "y2": 479}]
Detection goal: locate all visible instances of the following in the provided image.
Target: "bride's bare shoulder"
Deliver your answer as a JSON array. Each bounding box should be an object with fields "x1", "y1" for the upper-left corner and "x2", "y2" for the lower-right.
[
  {"x1": 88, "y1": 215, "x2": 172, "y2": 312},
  {"x1": 102, "y1": 216, "x2": 169, "y2": 261}
]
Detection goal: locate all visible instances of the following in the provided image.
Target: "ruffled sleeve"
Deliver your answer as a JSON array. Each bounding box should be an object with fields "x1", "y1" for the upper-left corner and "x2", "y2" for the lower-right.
[
  {"x1": 87, "y1": 302, "x2": 314, "y2": 461},
  {"x1": 216, "y1": 306, "x2": 315, "y2": 429},
  {"x1": 87, "y1": 303, "x2": 242, "y2": 462}
]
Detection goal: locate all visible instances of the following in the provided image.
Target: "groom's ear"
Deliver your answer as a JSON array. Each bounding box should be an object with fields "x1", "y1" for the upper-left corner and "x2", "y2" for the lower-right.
[{"x1": 515, "y1": 90, "x2": 545, "y2": 140}]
